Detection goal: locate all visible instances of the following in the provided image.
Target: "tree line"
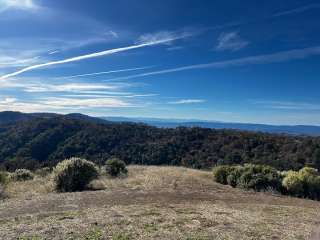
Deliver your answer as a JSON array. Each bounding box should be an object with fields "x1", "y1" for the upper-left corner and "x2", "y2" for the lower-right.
[{"x1": 0, "y1": 116, "x2": 320, "y2": 171}]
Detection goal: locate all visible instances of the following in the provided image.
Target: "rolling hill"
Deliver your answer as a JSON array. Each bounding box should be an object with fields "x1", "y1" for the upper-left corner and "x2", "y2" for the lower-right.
[
  {"x1": 0, "y1": 112, "x2": 320, "y2": 171},
  {"x1": 2, "y1": 111, "x2": 320, "y2": 136}
]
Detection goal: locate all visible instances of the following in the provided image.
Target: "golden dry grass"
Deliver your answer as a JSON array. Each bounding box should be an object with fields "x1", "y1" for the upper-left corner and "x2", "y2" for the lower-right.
[
  {"x1": 5, "y1": 175, "x2": 53, "y2": 199},
  {"x1": 5, "y1": 165, "x2": 218, "y2": 199},
  {"x1": 1, "y1": 165, "x2": 320, "y2": 240},
  {"x1": 91, "y1": 165, "x2": 216, "y2": 191}
]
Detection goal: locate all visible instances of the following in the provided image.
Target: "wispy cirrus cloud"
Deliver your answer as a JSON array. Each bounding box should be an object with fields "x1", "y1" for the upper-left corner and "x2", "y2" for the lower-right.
[
  {"x1": 0, "y1": 75, "x2": 131, "y2": 94},
  {"x1": 0, "y1": 0, "x2": 39, "y2": 12},
  {"x1": 0, "y1": 36, "x2": 180, "y2": 80},
  {"x1": 273, "y1": 3, "x2": 320, "y2": 17},
  {"x1": 215, "y1": 31, "x2": 249, "y2": 52},
  {"x1": 252, "y1": 100, "x2": 320, "y2": 111},
  {"x1": 23, "y1": 83, "x2": 119, "y2": 93},
  {"x1": 0, "y1": 73, "x2": 158, "y2": 114},
  {"x1": 168, "y1": 99, "x2": 206, "y2": 104},
  {"x1": 0, "y1": 96, "x2": 134, "y2": 113},
  {"x1": 57, "y1": 66, "x2": 154, "y2": 79},
  {"x1": 0, "y1": 43, "x2": 50, "y2": 69},
  {"x1": 43, "y1": 97, "x2": 132, "y2": 108},
  {"x1": 136, "y1": 30, "x2": 193, "y2": 45},
  {"x1": 0, "y1": 54, "x2": 41, "y2": 67},
  {"x1": 104, "y1": 46, "x2": 320, "y2": 82},
  {"x1": 0, "y1": 34, "x2": 120, "y2": 69}
]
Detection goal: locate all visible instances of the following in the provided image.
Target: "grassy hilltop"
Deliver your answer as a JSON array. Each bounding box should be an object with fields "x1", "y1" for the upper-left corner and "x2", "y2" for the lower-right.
[{"x1": 1, "y1": 165, "x2": 319, "y2": 240}]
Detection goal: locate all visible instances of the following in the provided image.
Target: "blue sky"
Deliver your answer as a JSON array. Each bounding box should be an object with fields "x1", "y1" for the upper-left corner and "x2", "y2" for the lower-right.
[{"x1": 0, "y1": 0, "x2": 320, "y2": 125}]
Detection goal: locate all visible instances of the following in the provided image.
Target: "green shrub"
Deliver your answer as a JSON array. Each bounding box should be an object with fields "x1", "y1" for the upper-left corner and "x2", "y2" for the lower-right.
[
  {"x1": 105, "y1": 157, "x2": 128, "y2": 177},
  {"x1": 10, "y1": 169, "x2": 34, "y2": 181},
  {"x1": 212, "y1": 165, "x2": 234, "y2": 185},
  {"x1": 282, "y1": 171, "x2": 304, "y2": 197},
  {"x1": 305, "y1": 175, "x2": 320, "y2": 200},
  {"x1": 237, "y1": 164, "x2": 282, "y2": 191},
  {"x1": 227, "y1": 166, "x2": 244, "y2": 187},
  {"x1": 53, "y1": 158, "x2": 98, "y2": 192},
  {"x1": 0, "y1": 171, "x2": 9, "y2": 185},
  {"x1": 35, "y1": 167, "x2": 51, "y2": 177},
  {"x1": 0, "y1": 184, "x2": 5, "y2": 199},
  {"x1": 0, "y1": 171, "x2": 9, "y2": 199},
  {"x1": 298, "y1": 167, "x2": 320, "y2": 199},
  {"x1": 214, "y1": 164, "x2": 320, "y2": 200}
]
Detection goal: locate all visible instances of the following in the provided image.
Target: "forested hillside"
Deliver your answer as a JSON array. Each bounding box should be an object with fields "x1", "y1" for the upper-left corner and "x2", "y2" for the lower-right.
[{"x1": 0, "y1": 116, "x2": 320, "y2": 171}]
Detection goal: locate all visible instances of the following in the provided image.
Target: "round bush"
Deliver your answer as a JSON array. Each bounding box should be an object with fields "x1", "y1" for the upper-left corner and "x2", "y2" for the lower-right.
[
  {"x1": 227, "y1": 166, "x2": 244, "y2": 187},
  {"x1": 298, "y1": 167, "x2": 320, "y2": 199},
  {"x1": 53, "y1": 158, "x2": 98, "y2": 192},
  {"x1": 237, "y1": 164, "x2": 281, "y2": 191},
  {"x1": 105, "y1": 157, "x2": 128, "y2": 177},
  {"x1": 212, "y1": 165, "x2": 234, "y2": 185},
  {"x1": 282, "y1": 171, "x2": 304, "y2": 197},
  {"x1": 304, "y1": 175, "x2": 320, "y2": 200},
  {"x1": 0, "y1": 171, "x2": 9, "y2": 185},
  {"x1": 11, "y1": 169, "x2": 34, "y2": 181}
]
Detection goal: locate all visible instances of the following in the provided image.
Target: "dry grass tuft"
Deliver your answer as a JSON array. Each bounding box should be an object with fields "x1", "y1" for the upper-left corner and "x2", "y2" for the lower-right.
[{"x1": 6, "y1": 175, "x2": 53, "y2": 199}]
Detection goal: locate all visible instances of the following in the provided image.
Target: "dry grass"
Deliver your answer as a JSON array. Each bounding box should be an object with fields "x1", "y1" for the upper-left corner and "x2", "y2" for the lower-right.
[
  {"x1": 5, "y1": 166, "x2": 217, "y2": 199},
  {"x1": 5, "y1": 175, "x2": 53, "y2": 199},
  {"x1": 91, "y1": 165, "x2": 216, "y2": 191},
  {"x1": 1, "y1": 165, "x2": 320, "y2": 240}
]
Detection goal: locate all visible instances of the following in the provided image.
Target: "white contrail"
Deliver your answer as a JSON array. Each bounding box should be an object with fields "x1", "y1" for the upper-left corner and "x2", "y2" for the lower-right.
[
  {"x1": 104, "y1": 46, "x2": 320, "y2": 81},
  {"x1": 57, "y1": 66, "x2": 154, "y2": 79},
  {"x1": 0, "y1": 38, "x2": 175, "y2": 80}
]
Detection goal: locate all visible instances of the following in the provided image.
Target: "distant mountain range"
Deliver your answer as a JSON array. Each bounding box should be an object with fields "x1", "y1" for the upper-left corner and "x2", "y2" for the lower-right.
[
  {"x1": 102, "y1": 116, "x2": 320, "y2": 136},
  {"x1": 1, "y1": 111, "x2": 320, "y2": 136}
]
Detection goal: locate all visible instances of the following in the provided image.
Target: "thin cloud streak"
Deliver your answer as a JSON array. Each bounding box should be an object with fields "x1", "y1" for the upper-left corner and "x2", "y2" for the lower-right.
[
  {"x1": 58, "y1": 66, "x2": 154, "y2": 79},
  {"x1": 252, "y1": 100, "x2": 320, "y2": 111},
  {"x1": 273, "y1": 4, "x2": 320, "y2": 17},
  {"x1": 104, "y1": 46, "x2": 320, "y2": 81},
  {"x1": 169, "y1": 99, "x2": 206, "y2": 104},
  {"x1": 0, "y1": 37, "x2": 180, "y2": 80}
]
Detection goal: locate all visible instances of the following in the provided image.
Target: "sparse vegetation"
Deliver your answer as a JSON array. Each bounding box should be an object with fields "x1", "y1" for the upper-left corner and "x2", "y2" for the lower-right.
[
  {"x1": 53, "y1": 157, "x2": 98, "y2": 192},
  {"x1": 10, "y1": 169, "x2": 34, "y2": 181},
  {"x1": 0, "y1": 184, "x2": 5, "y2": 199},
  {"x1": 34, "y1": 167, "x2": 51, "y2": 177},
  {"x1": 112, "y1": 232, "x2": 131, "y2": 240},
  {"x1": 0, "y1": 171, "x2": 9, "y2": 185},
  {"x1": 0, "y1": 171, "x2": 9, "y2": 199},
  {"x1": 1, "y1": 165, "x2": 319, "y2": 240},
  {"x1": 105, "y1": 157, "x2": 128, "y2": 177},
  {"x1": 83, "y1": 227, "x2": 103, "y2": 240}
]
